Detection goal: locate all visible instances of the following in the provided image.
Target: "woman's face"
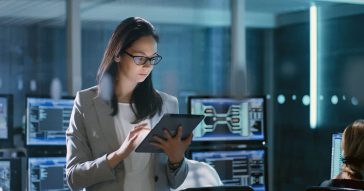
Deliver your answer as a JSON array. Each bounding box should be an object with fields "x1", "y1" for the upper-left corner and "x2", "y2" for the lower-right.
[{"x1": 116, "y1": 35, "x2": 157, "y2": 85}]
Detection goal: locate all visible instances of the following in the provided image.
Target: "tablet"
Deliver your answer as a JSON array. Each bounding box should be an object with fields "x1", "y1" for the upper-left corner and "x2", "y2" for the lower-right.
[{"x1": 135, "y1": 114, "x2": 204, "y2": 153}]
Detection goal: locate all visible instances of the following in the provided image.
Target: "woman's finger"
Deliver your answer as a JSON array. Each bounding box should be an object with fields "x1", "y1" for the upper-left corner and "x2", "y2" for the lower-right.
[
  {"x1": 163, "y1": 129, "x2": 172, "y2": 140},
  {"x1": 130, "y1": 126, "x2": 150, "y2": 136},
  {"x1": 150, "y1": 142, "x2": 164, "y2": 150},
  {"x1": 176, "y1": 126, "x2": 183, "y2": 139},
  {"x1": 153, "y1": 136, "x2": 167, "y2": 145},
  {"x1": 132, "y1": 124, "x2": 148, "y2": 133},
  {"x1": 135, "y1": 123, "x2": 148, "y2": 129},
  {"x1": 133, "y1": 125, "x2": 149, "y2": 132},
  {"x1": 129, "y1": 134, "x2": 138, "y2": 142},
  {"x1": 129, "y1": 129, "x2": 137, "y2": 137}
]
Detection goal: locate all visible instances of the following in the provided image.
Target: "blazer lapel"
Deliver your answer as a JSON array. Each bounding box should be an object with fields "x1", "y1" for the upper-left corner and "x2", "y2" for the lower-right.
[{"x1": 93, "y1": 95, "x2": 119, "y2": 151}]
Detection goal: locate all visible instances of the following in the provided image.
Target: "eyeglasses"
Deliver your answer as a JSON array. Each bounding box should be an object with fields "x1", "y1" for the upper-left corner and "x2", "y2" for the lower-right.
[{"x1": 124, "y1": 51, "x2": 162, "y2": 66}]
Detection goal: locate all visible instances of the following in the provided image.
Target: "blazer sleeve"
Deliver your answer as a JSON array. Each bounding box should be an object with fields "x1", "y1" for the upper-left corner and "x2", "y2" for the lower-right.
[
  {"x1": 66, "y1": 92, "x2": 115, "y2": 190},
  {"x1": 165, "y1": 95, "x2": 189, "y2": 189}
]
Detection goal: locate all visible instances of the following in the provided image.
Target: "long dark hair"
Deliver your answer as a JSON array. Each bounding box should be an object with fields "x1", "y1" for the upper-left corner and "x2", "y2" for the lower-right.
[
  {"x1": 341, "y1": 119, "x2": 364, "y2": 180},
  {"x1": 96, "y1": 17, "x2": 162, "y2": 123}
]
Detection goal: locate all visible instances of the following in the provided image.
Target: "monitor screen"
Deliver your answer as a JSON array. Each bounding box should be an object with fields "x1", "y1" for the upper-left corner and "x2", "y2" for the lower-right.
[
  {"x1": 189, "y1": 97, "x2": 265, "y2": 141},
  {"x1": 191, "y1": 150, "x2": 266, "y2": 191},
  {"x1": 0, "y1": 158, "x2": 21, "y2": 191},
  {"x1": 28, "y1": 157, "x2": 69, "y2": 191},
  {"x1": 331, "y1": 133, "x2": 343, "y2": 178},
  {"x1": 0, "y1": 95, "x2": 13, "y2": 148},
  {"x1": 0, "y1": 96, "x2": 10, "y2": 139},
  {"x1": 26, "y1": 97, "x2": 74, "y2": 146},
  {"x1": 0, "y1": 160, "x2": 10, "y2": 190}
]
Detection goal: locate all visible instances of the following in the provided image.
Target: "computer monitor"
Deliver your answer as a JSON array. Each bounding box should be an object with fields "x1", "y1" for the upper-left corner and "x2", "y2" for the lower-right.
[
  {"x1": 0, "y1": 94, "x2": 13, "y2": 148},
  {"x1": 188, "y1": 97, "x2": 265, "y2": 141},
  {"x1": 331, "y1": 133, "x2": 343, "y2": 178},
  {"x1": 28, "y1": 157, "x2": 69, "y2": 191},
  {"x1": 0, "y1": 158, "x2": 21, "y2": 191},
  {"x1": 26, "y1": 97, "x2": 74, "y2": 146},
  {"x1": 191, "y1": 149, "x2": 266, "y2": 191}
]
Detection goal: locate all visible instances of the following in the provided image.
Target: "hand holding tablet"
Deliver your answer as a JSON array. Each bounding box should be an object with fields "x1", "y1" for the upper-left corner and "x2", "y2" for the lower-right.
[{"x1": 135, "y1": 114, "x2": 204, "y2": 153}]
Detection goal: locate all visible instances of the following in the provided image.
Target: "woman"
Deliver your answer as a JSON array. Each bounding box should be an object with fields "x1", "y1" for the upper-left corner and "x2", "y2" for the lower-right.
[
  {"x1": 66, "y1": 17, "x2": 191, "y2": 191},
  {"x1": 321, "y1": 119, "x2": 364, "y2": 188}
]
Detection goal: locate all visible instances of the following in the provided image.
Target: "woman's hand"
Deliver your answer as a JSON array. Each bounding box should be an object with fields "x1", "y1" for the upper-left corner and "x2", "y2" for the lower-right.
[
  {"x1": 116, "y1": 123, "x2": 150, "y2": 157},
  {"x1": 107, "y1": 123, "x2": 150, "y2": 168},
  {"x1": 151, "y1": 126, "x2": 193, "y2": 163}
]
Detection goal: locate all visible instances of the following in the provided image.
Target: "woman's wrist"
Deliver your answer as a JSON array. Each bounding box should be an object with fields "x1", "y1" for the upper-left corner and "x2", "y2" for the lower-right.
[
  {"x1": 168, "y1": 157, "x2": 184, "y2": 170},
  {"x1": 115, "y1": 150, "x2": 127, "y2": 160},
  {"x1": 168, "y1": 154, "x2": 184, "y2": 164},
  {"x1": 107, "y1": 151, "x2": 125, "y2": 169}
]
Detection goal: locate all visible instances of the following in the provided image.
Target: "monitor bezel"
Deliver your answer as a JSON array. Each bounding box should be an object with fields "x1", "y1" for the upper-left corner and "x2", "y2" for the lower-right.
[
  {"x1": 0, "y1": 94, "x2": 13, "y2": 148},
  {"x1": 25, "y1": 95, "x2": 74, "y2": 152},
  {"x1": 187, "y1": 95, "x2": 267, "y2": 143}
]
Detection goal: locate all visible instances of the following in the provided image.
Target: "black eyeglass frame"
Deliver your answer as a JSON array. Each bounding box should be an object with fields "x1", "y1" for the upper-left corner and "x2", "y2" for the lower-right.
[{"x1": 123, "y1": 51, "x2": 162, "y2": 66}]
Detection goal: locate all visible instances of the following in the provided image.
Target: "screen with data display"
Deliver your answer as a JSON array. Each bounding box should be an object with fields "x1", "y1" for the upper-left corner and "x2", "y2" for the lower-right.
[
  {"x1": 189, "y1": 97, "x2": 265, "y2": 141},
  {"x1": 26, "y1": 97, "x2": 73, "y2": 146},
  {"x1": 0, "y1": 96, "x2": 10, "y2": 139},
  {"x1": 28, "y1": 157, "x2": 69, "y2": 191},
  {"x1": 0, "y1": 95, "x2": 13, "y2": 148},
  {"x1": 331, "y1": 133, "x2": 343, "y2": 178},
  {"x1": 0, "y1": 159, "x2": 21, "y2": 191},
  {"x1": 0, "y1": 160, "x2": 10, "y2": 191},
  {"x1": 191, "y1": 149, "x2": 266, "y2": 191}
]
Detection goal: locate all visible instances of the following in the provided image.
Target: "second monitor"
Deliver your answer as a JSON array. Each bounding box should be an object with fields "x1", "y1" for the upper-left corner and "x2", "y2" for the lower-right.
[
  {"x1": 28, "y1": 157, "x2": 69, "y2": 191},
  {"x1": 188, "y1": 97, "x2": 265, "y2": 141},
  {"x1": 0, "y1": 95, "x2": 13, "y2": 148},
  {"x1": 331, "y1": 133, "x2": 343, "y2": 179},
  {"x1": 26, "y1": 97, "x2": 74, "y2": 146},
  {"x1": 191, "y1": 149, "x2": 266, "y2": 191},
  {"x1": 0, "y1": 158, "x2": 22, "y2": 191}
]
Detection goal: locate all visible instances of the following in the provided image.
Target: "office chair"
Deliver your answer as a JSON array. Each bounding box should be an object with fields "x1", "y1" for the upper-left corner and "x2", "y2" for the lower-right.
[
  {"x1": 307, "y1": 179, "x2": 364, "y2": 191},
  {"x1": 306, "y1": 186, "x2": 364, "y2": 191},
  {"x1": 172, "y1": 159, "x2": 223, "y2": 191},
  {"x1": 180, "y1": 186, "x2": 254, "y2": 191},
  {"x1": 328, "y1": 179, "x2": 364, "y2": 190}
]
